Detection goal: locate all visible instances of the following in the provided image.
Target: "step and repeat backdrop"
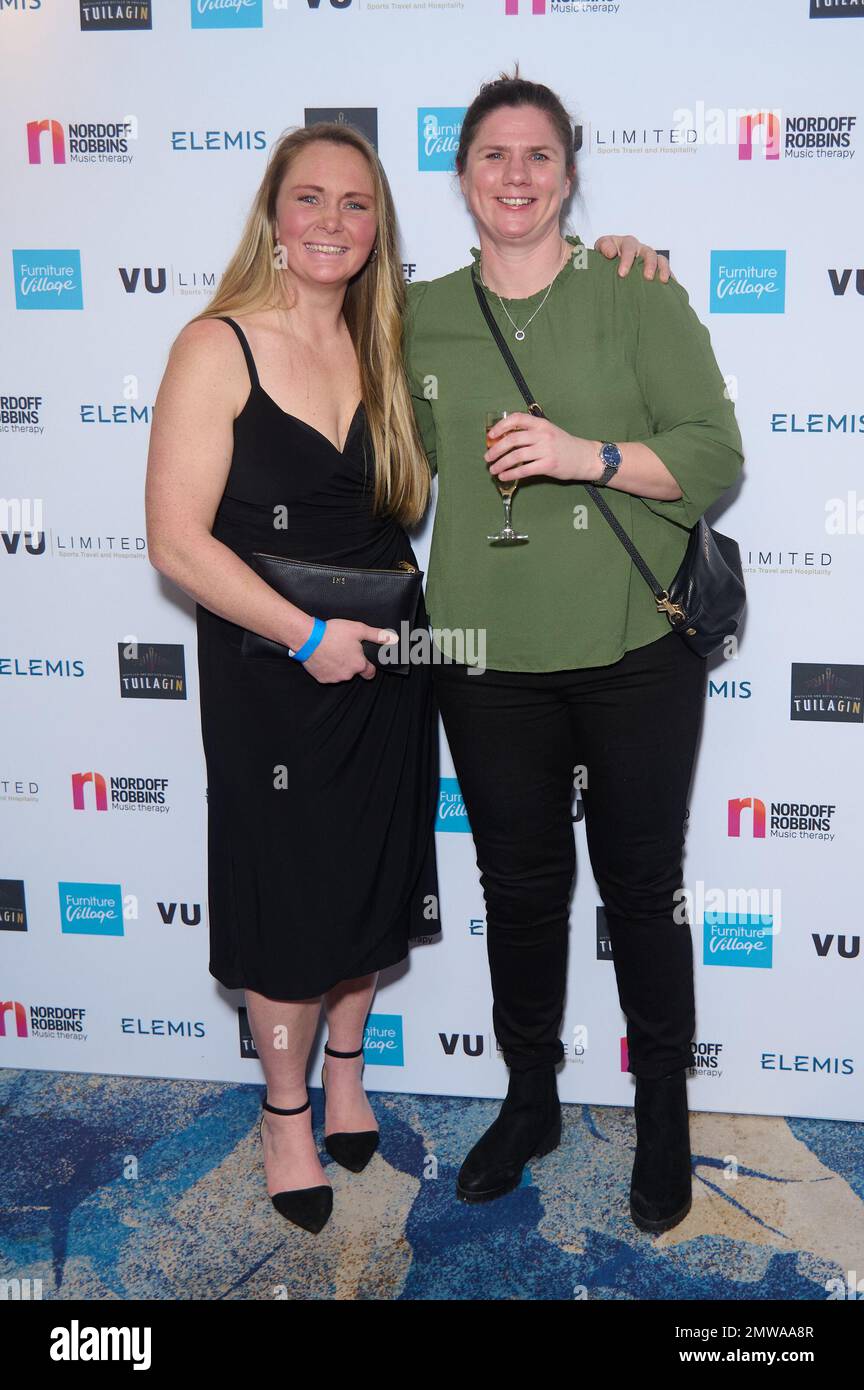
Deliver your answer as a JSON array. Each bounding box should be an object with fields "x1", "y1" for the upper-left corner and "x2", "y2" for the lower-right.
[{"x1": 2, "y1": 0, "x2": 862, "y2": 1122}]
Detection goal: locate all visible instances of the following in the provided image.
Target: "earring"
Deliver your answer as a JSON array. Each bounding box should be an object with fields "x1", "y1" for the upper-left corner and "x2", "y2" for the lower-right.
[{"x1": 369, "y1": 246, "x2": 378, "y2": 261}]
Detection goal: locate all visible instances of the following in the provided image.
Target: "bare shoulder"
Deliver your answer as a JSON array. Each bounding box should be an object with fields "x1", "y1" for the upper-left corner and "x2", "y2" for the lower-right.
[
  {"x1": 169, "y1": 315, "x2": 243, "y2": 371},
  {"x1": 159, "y1": 315, "x2": 249, "y2": 415}
]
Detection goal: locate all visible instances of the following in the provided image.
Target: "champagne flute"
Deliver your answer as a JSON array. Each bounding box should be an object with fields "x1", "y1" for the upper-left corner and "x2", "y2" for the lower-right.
[{"x1": 485, "y1": 411, "x2": 529, "y2": 544}]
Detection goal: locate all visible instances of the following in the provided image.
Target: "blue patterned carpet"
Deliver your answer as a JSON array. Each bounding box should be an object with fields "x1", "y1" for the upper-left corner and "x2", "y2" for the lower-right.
[{"x1": 2, "y1": 1068, "x2": 862, "y2": 1301}]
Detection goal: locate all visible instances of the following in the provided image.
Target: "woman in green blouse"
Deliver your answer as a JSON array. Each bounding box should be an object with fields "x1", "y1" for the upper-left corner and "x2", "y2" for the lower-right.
[{"x1": 404, "y1": 74, "x2": 744, "y2": 1233}]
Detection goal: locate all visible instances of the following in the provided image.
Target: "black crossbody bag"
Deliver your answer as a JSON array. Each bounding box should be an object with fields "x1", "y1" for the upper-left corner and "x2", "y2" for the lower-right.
[{"x1": 472, "y1": 272, "x2": 746, "y2": 658}]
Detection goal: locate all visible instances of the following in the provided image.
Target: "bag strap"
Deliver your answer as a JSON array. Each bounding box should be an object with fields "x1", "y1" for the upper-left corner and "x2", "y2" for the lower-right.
[
  {"x1": 472, "y1": 270, "x2": 545, "y2": 419},
  {"x1": 471, "y1": 268, "x2": 684, "y2": 619}
]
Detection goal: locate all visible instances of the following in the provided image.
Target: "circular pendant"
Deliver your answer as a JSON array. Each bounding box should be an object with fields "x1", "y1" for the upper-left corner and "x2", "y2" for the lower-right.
[{"x1": 514, "y1": 329, "x2": 525, "y2": 341}]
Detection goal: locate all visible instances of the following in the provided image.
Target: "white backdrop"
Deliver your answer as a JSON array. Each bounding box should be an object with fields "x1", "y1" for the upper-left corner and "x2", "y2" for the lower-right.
[{"x1": 2, "y1": 0, "x2": 862, "y2": 1123}]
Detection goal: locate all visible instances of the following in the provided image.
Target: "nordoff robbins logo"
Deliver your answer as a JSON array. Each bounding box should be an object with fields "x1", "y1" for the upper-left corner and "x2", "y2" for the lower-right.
[{"x1": 50, "y1": 1320, "x2": 151, "y2": 1369}]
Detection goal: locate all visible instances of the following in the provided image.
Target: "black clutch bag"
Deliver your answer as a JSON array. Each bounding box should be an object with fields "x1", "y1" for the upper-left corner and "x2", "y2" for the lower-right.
[
  {"x1": 241, "y1": 552, "x2": 424, "y2": 675},
  {"x1": 471, "y1": 271, "x2": 746, "y2": 659}
]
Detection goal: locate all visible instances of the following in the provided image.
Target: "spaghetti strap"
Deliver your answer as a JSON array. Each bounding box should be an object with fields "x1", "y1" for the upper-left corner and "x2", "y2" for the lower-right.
[{"x1": 216, "y1": 315, "x2": 260, "y2": 391}]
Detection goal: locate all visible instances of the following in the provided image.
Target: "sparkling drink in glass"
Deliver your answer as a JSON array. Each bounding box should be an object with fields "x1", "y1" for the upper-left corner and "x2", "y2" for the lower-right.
[{"x1": 484, "y1": 410, "x2": 528, "y2": 544}]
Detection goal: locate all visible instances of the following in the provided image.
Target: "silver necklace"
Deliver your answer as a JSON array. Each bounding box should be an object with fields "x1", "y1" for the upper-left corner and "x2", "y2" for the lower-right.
[{"x1": 478, "y1": 241, "x2": 569, "y2": 341}]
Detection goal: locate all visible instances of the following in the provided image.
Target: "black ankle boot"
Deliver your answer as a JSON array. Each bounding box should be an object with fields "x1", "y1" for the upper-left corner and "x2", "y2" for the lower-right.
[
  {"x1": 456, "y1": 1065, "x2": 561, "y2": 1204},
  {"x1": 629, "y1": 1068, "x2": 692, "y2": 1234}
]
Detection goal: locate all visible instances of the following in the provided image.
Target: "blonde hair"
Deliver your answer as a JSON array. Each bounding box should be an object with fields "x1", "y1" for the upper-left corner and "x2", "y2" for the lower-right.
[{"x1": 193, "y1": 123, "x2": 430, "y2": 527}]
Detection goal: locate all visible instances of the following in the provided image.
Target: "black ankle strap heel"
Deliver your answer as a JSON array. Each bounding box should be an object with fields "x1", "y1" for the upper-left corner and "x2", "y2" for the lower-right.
[
  {"x1": 321, "y1": 1040, "x2": 379, "y2": 1173},
  {"x1": 258, "y1": 1090, "x2": 332, "y2": 1235},
  {"x1": 262, "y1": 1096, "x2": 311, "y2": 1116}
]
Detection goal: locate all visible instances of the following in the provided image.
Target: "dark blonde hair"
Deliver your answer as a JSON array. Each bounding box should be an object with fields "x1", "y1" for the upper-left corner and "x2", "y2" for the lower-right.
[{"x1": 194, "y1": 123, "x2": 431, "y2": 527}]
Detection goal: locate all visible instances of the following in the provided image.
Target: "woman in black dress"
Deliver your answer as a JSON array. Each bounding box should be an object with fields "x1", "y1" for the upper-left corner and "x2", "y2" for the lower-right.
[{"x1": 145, "y1": 124, "x2": 438, "y2": 1234}]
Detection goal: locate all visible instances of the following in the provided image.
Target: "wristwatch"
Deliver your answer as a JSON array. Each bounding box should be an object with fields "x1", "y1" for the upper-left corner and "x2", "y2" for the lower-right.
[{"x1": 597, "y1": 441, "x2": 622, "y2": 486}]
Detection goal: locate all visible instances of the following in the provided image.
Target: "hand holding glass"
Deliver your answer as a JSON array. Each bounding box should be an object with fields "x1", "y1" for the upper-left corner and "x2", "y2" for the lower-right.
[{"x1": 484, "y1": 411, "x2": 529, "y2": 544}]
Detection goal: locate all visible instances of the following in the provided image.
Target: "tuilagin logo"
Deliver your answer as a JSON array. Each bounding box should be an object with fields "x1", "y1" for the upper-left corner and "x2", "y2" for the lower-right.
[
  {"x1": 0, "y1": 880, "x2": 27, "y2": 932},
  {"x1": 80, "y1": 2, "x2": 152, "y2": 29},
  {"x1": 790, "y1": 663, "x2": 864, "y2": 723},
  {"x1": 26, "y1": 117, "x2": 135, "y2": 166},
  {"x1": 118, "y1": 642, "x2": 186, "y2": 699},
  {"x1": 710, "y1": 250, "x2": 786, "y2": 314},
  {"x1": 59, "y1": 882, "x2": 124, "y2": 937},
  {"x1": 418, "y1": 108, "x2": 465, "y2": 171},
  {"x1": 810, "y1": 0, "x2": 864, "y2": 16},
  {"x1": 13, "y1": 250, "x2": 82, "y2": 310},
  {"x1": 436, "y1": 777, "x2": 471, "y2": 832},
  {"x1": 596, "y1": 906, "x2": 612, "y2": 960},
  {"x1": 238, "y1": 1005, "x2": 258, "y2": 1059},
  {"x1": 305, "y1": 108, "x2": 378, "y2": 150},
  {"x1": 191, "y1": 0, "x2": 262, "y2": 27}
]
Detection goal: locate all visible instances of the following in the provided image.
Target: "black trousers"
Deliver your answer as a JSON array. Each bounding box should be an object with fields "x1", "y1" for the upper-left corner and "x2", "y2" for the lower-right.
[{"x1": 432, "y1": 630, "x2": 707, "y2": 1081}]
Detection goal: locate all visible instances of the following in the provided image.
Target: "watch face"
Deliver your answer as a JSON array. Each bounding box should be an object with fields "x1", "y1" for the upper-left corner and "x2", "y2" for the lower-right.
[{"x1": 601, "y1": 443, "x2": 621, "y2": 468}]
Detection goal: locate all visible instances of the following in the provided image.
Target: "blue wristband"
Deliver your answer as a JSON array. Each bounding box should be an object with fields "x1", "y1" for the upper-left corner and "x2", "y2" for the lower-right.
[{"x1": 290, "y1": 617, "x2": 327, "y2": 663}]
